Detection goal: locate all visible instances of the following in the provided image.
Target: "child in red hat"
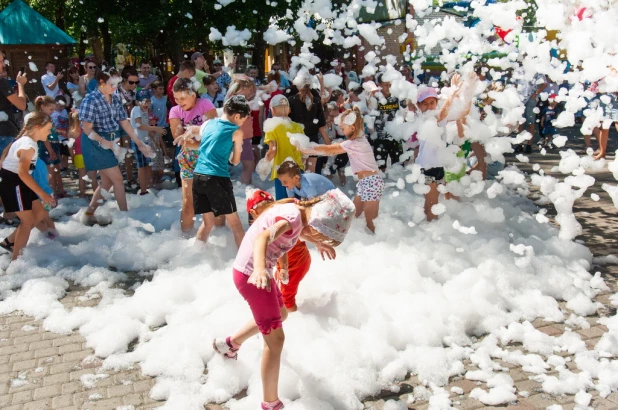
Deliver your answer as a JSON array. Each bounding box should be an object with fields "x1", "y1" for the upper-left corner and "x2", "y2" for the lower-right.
[{"x1": 246, "y1": 188, "x2": 311, "y2": 312}]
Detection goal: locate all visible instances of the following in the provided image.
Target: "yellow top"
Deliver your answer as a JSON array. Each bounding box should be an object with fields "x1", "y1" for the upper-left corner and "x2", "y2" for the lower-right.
[{"x1": 264, "y1": 119, "x2": 305, "y2": 180}]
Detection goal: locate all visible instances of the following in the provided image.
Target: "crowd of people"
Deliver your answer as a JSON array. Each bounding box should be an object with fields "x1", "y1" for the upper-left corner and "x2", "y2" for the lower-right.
[{"x1": 1, "y1": 46, "x2": 617, "y2": 409}]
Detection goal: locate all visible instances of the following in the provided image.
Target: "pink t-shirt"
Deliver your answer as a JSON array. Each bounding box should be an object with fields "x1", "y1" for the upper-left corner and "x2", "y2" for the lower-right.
[
  {"x1": 74, "y1": 131, "x2": 82, "y2": 155},
  {"x1": 340, "y1": 136, "x2": 379, "y2": 174},
  {"x1": 168, "y1": 98, "x2": 216, "y2": 128},
  {"x1": 233, "y1": 203, "x2": 304, "y2": 277}
]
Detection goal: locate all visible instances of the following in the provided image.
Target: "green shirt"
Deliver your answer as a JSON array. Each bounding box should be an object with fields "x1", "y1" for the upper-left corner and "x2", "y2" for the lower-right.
[{"x1": 195, "y1": 69, "x2": 208, "y2": 95}]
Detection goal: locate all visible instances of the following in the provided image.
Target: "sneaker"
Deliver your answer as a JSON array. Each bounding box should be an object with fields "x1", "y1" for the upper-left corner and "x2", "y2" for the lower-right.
[
  {"x1": 212, "y1": 337, "x2": 239, "y2": 360},
  {"x1": 524, "y1": 145, "x2": 532, "y2": 154},
  {"x1": 514, "y1": 144, "x2": 523, "y2": 153},
  {"x1": 261, "y1": 399, "x2": 284, "y2": 410}
]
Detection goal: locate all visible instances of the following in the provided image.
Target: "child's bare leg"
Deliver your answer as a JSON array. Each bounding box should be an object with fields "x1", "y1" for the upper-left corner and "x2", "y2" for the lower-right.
[
  {"x1": 87, "y1": 171, "x2": 99, "y2": 193},
  {"x1": 471, "y1": 142, "x2": 486, "y2": 180},
  {"x1": 338, "y1": 170, "x2": 346, "y2": 185},
  {"x1": 231, "y1": 306, "x2": 288, "y2": 346},
  {"x1": 196, "y1": 212, "x2": 215, "y2": 242},
  {"x1": 595, "y1": 128, "x2": 609, "y2": 159},
  {"x1": 305, "y1": 157, "x2": 317, "y2": 173},
  {"x1": 262, "y1": 327, "x2": 285, "y2": 403},
  {"x1": 78, "y1": 168, "x2": 87, "y2": 197},
  {"x1": 137, "y1": 168, "x2": 149, "y2": 194},
  {"x1": 425, "y1": 183, "x2": 440, "y2": 222},
  {"x1": 180, "y1": 179, "x2": 195, "y2": 233},
  {"x1": 225, "y1": 213, "x2": 245, "y2": 248},
  {"x1": 353, "y1": 196, "x2": 363, "y2": 218},
  {"x1": 363, "y1": 200, "x2": 379, "y2": 233}
]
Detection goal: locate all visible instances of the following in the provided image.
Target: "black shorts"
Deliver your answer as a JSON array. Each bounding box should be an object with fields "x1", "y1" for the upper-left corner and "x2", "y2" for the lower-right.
[
  {"x1": 422, "y1": 167, "x2": 445, "y2": 184},
  {"x1": 251, "y1": 136, "x2": 262, "y2": 145},
  {"x1": 193, "y1": 173, "x2": 237, "y2": 217},
  {"x1": 372, "y1": 139, "x2": 403, "y2": 168},
  {"x1": 0, "y1": 169, "x2": 39, "y2": 212},
  {"x1": 59, "y1": 143, "x2": 70, "y2": 157}
]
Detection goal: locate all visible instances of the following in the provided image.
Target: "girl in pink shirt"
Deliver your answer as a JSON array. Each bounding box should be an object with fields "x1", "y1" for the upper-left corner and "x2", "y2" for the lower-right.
[
  {"x1": 213, "y1": 189, "x2": 355, "y2": 410},
  {"x1": 303, "y1": 107, "x2": 384, "y2": 233}
]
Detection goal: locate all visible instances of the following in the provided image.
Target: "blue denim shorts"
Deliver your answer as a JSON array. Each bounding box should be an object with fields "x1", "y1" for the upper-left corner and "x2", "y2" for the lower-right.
[{"x1": 82, "y1": 131, "x2": 119, "y2": 171}]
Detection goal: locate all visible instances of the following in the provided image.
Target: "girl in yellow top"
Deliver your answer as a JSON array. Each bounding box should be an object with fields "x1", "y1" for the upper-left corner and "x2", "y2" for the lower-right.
[{"x1": 262, "y1": 94, "x2": 305, "y2": 199}]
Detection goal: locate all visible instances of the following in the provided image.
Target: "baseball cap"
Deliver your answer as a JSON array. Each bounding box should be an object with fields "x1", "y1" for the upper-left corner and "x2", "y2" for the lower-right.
[
  {"x1": 417, "y1": 86, "x2": 439, "y2": 103},
  {"x1": 191, "y1": 52, "x2": 204, "y2": 62},
  {"x1": 549, "y1": 93, "x2": 558, "y2": 100},
  {"x1": 270, "y1": 94, "x2": 289, "y2": 108},
  {"x1": 362, "y1": 81, "x2": 380, "y2": 93},
  {"x1": 246, "y1": 189, "x2": 274, "y2": 213},
  {"x1": 136, "y1": 90, "x2": 152, "y2": 101},
  {"x1": 213, "y1": 59, "x2": 222, "y2": 65}
]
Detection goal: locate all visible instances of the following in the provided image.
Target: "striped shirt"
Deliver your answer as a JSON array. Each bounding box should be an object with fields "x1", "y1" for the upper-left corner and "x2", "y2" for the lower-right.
[{"x1": 79, "y1": 89, "x2": 127, "y2": 133}]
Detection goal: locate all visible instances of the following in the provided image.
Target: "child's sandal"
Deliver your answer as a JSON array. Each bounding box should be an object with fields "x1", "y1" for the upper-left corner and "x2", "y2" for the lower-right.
[
  {"x1": 0, "y1": 238, "x2": 14, "y2": 253},
  {"x1": 212, "y1": 337, "x2": 239, "y2": 360}
]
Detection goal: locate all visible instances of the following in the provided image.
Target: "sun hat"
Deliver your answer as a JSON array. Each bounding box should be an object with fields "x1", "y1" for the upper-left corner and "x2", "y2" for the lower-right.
[
  {"x1": 213, "y1": 59, "x2": 223, "y2": 65},
  {"x1": 246, "y1": 189, "x2": 274, "y2": 213},
  {"x1": 308, "y1": 189, "x2": 356, "y2": 243},
  {"x1": 417, "y1": 86, "x2": 439, "y2": 103},
  {"x1": 270, "y1": 94, "x2": 289, "y2": 107}
]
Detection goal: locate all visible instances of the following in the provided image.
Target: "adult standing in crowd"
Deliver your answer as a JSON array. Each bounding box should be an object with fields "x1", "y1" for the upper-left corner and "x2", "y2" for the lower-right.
[
  {"x1": 344, "y1": 60, "x2": 359, "y2": 86},
  {"x1": 138, "y1": 61, "x2": 158, "y2": 90},
  {"x1": 66, "y1": 66, "x2": 81, "y2": 109},
  {"x1": 272, "y1": 62, "x2": 290, "y2": 88},
  {"x1": 226, "y1": 76, "x2": 258, "y2": 185},
  {"x1": 191, "y1": 52, "x2": 209, "y2": 95},
  {"x1": 288, "y1": 71, "x2": 331, "y2": 173},
  {"x1": 79, "y1": 60, "x2": 98, "y2": 97},
  {"x1": 167, "y1": 61, "x2": 196, "y2": 108},
  {"x1": 79, "y1": 71, "x2": 153, "y2": 225},
  {"x1": 116, "y1": 68, "x2": 140, "y2": 186},
  {"x1": 41, "y1": 62, "x2": 63, "y2": 99},
  {"x1": 0, "y1": 51, "x2": 27, "y2": 153},
  {"x1": 212, "y1": 59, "x2": 233, "y2": 90}
]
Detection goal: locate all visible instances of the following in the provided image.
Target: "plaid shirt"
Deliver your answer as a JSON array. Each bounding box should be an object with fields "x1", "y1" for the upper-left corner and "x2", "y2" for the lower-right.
[{"x1": 79, "y1": 89, "x2": 127, "y2": 133}]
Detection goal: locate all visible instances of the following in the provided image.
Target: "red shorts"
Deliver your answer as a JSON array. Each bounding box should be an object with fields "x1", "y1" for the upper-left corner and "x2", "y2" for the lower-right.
[
  {"x1": 278, "y1": 241, "x2": 312, "y2": 309},
  {"x1": 233, "y1": 268, "x2": 284, "y2": 335}
]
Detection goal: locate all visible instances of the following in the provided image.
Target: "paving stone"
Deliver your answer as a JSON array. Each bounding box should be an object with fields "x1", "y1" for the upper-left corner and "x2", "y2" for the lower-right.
[
  {"x1": 107, "y1": 383, "x2": 134, "y2": 398},
  {"x1": 590, "y1": 397, "x2": 618, "y2": 410},
  {"x1": 12, "y1": 358, "x2": 37, "y2": 372},
  {"x1": 52, "y1": 336, "x2": 82, "y2": 347},
  {"x1": 22, "y1": 398, "x2": 51, "y2": 410},
  {"x1": 536, "y1": 325, "x2": 563, "y2": 336},
  {"x1": 4, "y1": 405, "x2": 24, "y2": 410},
  {"x1": 43, "y1": 372, "x2": 69, "y2": 386},
  {"x1": 133, "y1": 379, "x2": 155, "y2": 393},
  {"x1": 33, "y1": 346, "x2": 59, "y2": 359},
  {"x1": 0, "y1": 392, "x2": 12, "y2": 407},
  {"x1": 577, "y1": 326, "x2": 608, "y2": 340},
  {"x1": 33, "y1": 384, "x2": 61, "y2": 400},
  {"x1": 28, "y1": 340, "x2": 52, "y2": 351},
  {"x1": 49, "y1": 360, "x2": 80, "y2": 375},
  {"x1": 606, "y1": 392, "x2": 618, "y2": 404},
  {"x1": 9, "y1": 350, "x2": 34, "y2": 363},
  {"x1": 11, "y1": 389, "x2": 33, "y2": 404},
  {"x1": 61, "y1": 381, "x2": 82, "y2": 395},
  {"x1": 62, "y1": 349, "x2": 92, "y2": 363},
  {"x1": 58, "y1": 343, "x2": 82, "y2": 355},
  {"x1": 84, "y1": 397, "x2": 124, "y2": 409},
  {"x1": 51, "y1": 394, "x2": 74, "y2": 408}
]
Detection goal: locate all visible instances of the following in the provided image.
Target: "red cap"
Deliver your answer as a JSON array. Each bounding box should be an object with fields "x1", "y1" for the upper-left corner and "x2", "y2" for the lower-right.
[
  {"x1": 246, "y1": 190, "x2": 274, "y2": 213},
  {"x1": 550, "y1": 94, "x2": 558, "y2": 99}
]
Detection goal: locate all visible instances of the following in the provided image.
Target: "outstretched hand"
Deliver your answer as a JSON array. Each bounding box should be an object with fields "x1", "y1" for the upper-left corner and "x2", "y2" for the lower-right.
[
  {"x1": 316, "y1": 243, "x2": 337, "y2": 260},
  {"x1": 173, "y1": 126, "x2": 200, "y2": 146},
  {"x1": 248, "y1": 269, "x2": 271, "y2": 292}
]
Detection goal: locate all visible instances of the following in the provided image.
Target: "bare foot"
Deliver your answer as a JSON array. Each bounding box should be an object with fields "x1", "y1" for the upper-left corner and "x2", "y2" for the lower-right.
[
  {"x1": 287, "y1": 305, "x2": 298, "y2": 312},
  {"x1": 594, "y1": 152, "x2": 606, "y2": 160}
]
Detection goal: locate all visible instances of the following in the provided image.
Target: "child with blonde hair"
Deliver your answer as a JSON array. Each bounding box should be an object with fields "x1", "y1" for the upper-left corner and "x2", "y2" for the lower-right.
[{"x1": 303, "y1": 106, "x2": 384, "y2": 232}]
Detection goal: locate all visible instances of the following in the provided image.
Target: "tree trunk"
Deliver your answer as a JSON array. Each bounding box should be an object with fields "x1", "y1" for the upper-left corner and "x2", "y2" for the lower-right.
[
  {"x1": 55, "y1": 1, "x2": 65, "y2": 31},
  {"x1": 252, "y1": 17, "x2": 267, "y2": 78},
  {"x1": 99, "y1": 21, "x2": 112, "y2": 65}
]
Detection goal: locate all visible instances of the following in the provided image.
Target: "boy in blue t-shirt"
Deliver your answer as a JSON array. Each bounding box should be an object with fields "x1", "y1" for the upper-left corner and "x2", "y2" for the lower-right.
[
  {"x1": 276, "y1": 160, "x2": 335, "y2": 199},
  {"x1": 180, "y1": 95, "x2": 250, "y2": 247}
]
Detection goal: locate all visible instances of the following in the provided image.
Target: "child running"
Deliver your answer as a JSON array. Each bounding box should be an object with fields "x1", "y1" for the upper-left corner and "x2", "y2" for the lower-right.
[
  {"x1": 213, "y1": 189, "x2": 355, "y2": 410},
  {"x1": 261, "y1": 94, "x2": 305, "y2": 200},
  {"x1": 68, "y1": 111, "x2": 97, "y2": 198},
  {"x1": 303, "y1": 107, "x2": 384, "y2": 233},
  {"x1": 175, "y1": 95, "x2": 249, "y2": 246},
  {"x1": 0, "y1": 112, "x2": 56, "y2": 261}
]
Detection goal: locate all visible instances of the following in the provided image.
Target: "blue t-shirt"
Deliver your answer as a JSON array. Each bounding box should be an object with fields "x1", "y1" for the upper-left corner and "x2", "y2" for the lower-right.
[
  {"x1": 194, "y1": 118, "x2": 239, "y2": 178},
  {"x1": 87, "y1": 78, "x2": 98, "y2": 94},
  {"x1": 33, "y1": 158, "x2": 52, "y2": 196},
  {"x1": 286, "y1": 173, "x2": 335, "y2": 199},
  {"x1": 150, "y1": 95, "x2": 168, "y2": 127}
]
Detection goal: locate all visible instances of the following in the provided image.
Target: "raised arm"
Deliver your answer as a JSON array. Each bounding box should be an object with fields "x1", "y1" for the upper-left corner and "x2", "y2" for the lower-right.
[{"x1": 302, "y1": 143, "x2": 346, "y2": 156}]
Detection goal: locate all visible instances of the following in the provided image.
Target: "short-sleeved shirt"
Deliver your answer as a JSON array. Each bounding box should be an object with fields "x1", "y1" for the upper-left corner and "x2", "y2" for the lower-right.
[
  {"x1": 138, "y1": 74, "x2": 158, "y2": 89},
  {"x1": 286, "y1": 173, "x2": 335, "y2": 199},
  {"x1": 79, "y1": 89, "x2": 126, "y2": 133},
  {"x1": 51, "y1": 110, "x2": 69, "y2": 140},
  {"x1": 340, "y1": 136, "x2": 379, "y2": 173},
  {"x1": 167, "y1": 75, "x2": 178, "y2": 106},
  {"x1": 150, "y1": 95, "x2": 168, "y2": 127},
  {"x1": 194, "y1": 70, "x2": 208, "y2": 95},
  {"x1": 115, "y1": 85, "x2": 136, "y2": 116},
  {"x1": 263, "y1": 119, "x2": 305, "y2": 180},
  {"x1": 201, "y1": 91, "x2": 225, "y2": 108},
  {"x1": 41, "y1": 73, "x2": 60, "y2": 98},
  {"x1": 288, "y1": 93, "x2": 326, "y2": 137},
  {"x1": 216, "y1": 72, "x2": 232, "y2": 90},
  {"x1": 2, "y1": 136, "x2": 38, "y2": 174},
  {"x1": 194, "y1": 118, "x2": 238, "y2": 178},
  {"x1": 168, "y1": 98, "x2": 215, "y2": 128},
  {"x1": 130, "y1": 106, "x2": 150, "y2": 143},
  {"x1": 233, "y1": 203, "x2": 304, "y2": 277},
  {"x1": 0, "y1": 78, "x2": 19, "y2": 137},
  {"x1": 374, "y1": 96, "x2": 401, "y2": 141}
]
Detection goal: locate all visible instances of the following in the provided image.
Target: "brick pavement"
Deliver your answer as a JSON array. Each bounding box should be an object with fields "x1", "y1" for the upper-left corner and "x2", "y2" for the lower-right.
[{"x1": 0, "y1": 131, "x2": 617, "y2": 409}]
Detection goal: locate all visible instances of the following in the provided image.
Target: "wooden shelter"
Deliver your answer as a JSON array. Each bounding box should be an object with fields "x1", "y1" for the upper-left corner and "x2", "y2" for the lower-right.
[{"x1": 0, "y1": 0, "x2": 77, "y2": 99}]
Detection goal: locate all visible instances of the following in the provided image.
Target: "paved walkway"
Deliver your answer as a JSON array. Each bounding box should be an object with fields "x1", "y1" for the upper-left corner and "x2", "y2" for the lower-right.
[{"x1": 0, "y1": 130, "x2": 617, "y2": 409}]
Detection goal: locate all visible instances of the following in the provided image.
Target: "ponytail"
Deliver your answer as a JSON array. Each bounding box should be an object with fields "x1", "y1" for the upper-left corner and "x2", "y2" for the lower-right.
[{"x1": 34, "y1": 95, "x2": 56, "y2": 112}]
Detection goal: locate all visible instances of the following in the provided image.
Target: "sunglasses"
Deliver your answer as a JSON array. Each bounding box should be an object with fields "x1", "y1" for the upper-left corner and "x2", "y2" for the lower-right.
[
  {"x1": 127, "y1": 80, "x2": 140, "y2": 85},
  {"x1": 87, "y1": 66, "x2": 96, "y2": 69},
  {"x1": 214, "y1": 63, "x2": 223, "y2": 66}
]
